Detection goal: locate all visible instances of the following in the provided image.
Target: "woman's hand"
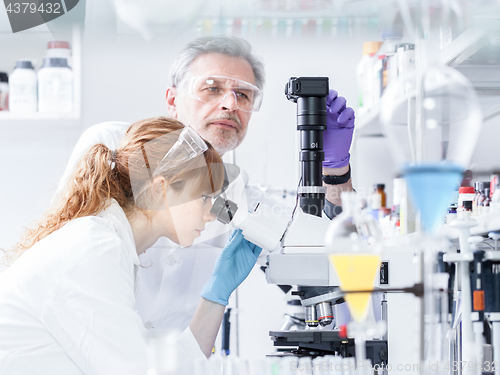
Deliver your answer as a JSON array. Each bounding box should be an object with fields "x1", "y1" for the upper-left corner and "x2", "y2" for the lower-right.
[{"x1": 201, "y1": 229, "x2": 262, "y2": 306}]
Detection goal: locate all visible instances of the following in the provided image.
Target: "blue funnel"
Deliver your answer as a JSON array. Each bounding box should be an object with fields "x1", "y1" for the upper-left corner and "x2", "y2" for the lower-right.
[{"x1": 402, "y1": 163, "x2": 463, "y2": 233}]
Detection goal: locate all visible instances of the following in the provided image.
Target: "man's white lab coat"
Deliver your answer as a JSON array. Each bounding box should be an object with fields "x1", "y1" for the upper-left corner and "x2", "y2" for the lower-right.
[{"x1": 0, "y1": 201, "x2": 205, "y2": 375}]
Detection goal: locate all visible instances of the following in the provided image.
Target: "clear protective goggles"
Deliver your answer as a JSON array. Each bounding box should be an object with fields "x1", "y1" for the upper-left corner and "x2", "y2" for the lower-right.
[
  {"x1": 188, "y1": 75, "x2": 263, "y2": 113},
  {"x1": 153, "y1": 126, "x2": 208, "y2": 178},
  {"x1": 129, "y1": 126, "x2": 239, "y2": 209}
]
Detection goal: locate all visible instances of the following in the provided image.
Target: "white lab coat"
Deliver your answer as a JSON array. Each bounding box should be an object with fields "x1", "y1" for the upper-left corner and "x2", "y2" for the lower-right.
[
  {"x1": 56, "y1": 121, "x2": 255, "y2": 332},
  {"x1": 0, "y1": 200, "x2": 205, "y2": 375}
]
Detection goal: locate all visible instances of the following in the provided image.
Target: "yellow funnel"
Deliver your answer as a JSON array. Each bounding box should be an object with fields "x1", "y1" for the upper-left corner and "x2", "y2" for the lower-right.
[{"x1": 329, "y1": 254, "x2": 381, "y2": 322}]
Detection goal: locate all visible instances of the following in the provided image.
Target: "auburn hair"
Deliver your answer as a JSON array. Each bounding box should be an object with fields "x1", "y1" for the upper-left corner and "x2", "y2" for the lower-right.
[{"x1": 5, "y1": 117, "x2": 224, "y2": 264}]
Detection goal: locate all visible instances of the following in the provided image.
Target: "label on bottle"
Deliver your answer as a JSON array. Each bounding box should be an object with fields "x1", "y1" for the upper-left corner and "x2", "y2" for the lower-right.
[
  {"x1": 38, "y1": 68, "x2": 73, "y2": 113},
  {"x1": 372, "y1": 194, "x2": 382, "y2": 210},
  {"x1": 10, "y1": 82, "x2": 37, "y2": 112}
]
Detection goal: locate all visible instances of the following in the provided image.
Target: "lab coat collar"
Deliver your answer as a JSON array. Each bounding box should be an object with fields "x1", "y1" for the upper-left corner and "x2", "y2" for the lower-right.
[{"x1": 96, "y1": 199, "x2": 140, "y2": 267}]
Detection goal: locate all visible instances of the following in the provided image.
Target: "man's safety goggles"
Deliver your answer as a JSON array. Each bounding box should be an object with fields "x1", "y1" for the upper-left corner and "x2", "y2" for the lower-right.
[{"x1": 188, "y1": 75, "x2": 263, "y2": 113}]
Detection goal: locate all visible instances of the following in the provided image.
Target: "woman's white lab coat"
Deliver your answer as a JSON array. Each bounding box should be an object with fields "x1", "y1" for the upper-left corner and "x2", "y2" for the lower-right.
[{"x1": 0, "y1": 201, "x2": 205, "y2": 375}]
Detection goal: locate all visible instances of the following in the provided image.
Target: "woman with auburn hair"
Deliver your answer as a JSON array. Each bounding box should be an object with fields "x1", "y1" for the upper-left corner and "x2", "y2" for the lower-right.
[{"x1": 0, "y1": 117, "x2": 262, "y2": 374}]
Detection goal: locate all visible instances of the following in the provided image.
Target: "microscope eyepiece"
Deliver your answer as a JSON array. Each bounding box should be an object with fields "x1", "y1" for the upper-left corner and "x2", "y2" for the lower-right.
[{"x1": 286, "y1": 77, "x2": 329, "y2": 217}]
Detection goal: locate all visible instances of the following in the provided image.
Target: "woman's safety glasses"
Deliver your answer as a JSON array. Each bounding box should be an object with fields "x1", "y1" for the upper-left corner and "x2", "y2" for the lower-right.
[{"x1": 188, "y1": 75, "x2": 263, "y2": 113}]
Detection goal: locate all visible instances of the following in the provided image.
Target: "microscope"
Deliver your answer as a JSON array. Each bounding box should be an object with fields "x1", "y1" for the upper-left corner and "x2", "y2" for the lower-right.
[{"x1": 210, "y1": 77, "x2": 423, "y2": 367}]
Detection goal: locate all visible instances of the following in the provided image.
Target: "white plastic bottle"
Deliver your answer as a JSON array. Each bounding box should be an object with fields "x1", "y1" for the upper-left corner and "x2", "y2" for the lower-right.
[
  {"x1": 357, "y1": 41, "x2": 382, "y2": 114},
  {"x1": 45, "y1": 41, "x2": 72, "y2": 68},
  {"x1": 0, "y1": 72, "x2": 8, "y2": 111},
  {"x1": 372, "y1": 27, "x2": 404, "y2": 102},
  {"x1": 38, "y1": 57, "x2": 73, "y2": 113},
  {"x1": 9, "y1": 60, "x2": 37, "y2": 113},
  {"x1": 397, "y1": 43, "x2": 415, "y2": 78},
  {"x1": 492, "y1": 183, "x2": 500, "y2": 212}
]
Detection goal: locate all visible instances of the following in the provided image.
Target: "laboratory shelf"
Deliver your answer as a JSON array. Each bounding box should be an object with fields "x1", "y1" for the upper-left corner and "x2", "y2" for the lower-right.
[
  {"x1": 0, "y1": 112, "x2": 80, "y2": 120},
  {"x1": 438, "y1": 27, "x2": 489, "y2": 67},
  {"x1": 355, "y1": 26, "x2": 499, "y2": 138},
  {"x1": 356, "y1": 105, "x2": 383, "y2": 137},
  {"x1": 0, "y1": 25, "x2": 82, "y2": 122},
  {"x1": 439, "y1": 212, "x2": 500, "y2": 239}
]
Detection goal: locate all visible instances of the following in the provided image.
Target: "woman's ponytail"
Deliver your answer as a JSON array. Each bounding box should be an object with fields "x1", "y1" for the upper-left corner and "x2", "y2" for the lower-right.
[{"x1": 6, "y1": 143, "x2": 128, "y2": 263}]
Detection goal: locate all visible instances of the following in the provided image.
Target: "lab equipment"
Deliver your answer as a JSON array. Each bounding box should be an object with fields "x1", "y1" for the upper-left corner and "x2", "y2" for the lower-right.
[
  {"x1": 201, "y1": 229, "x2": 262, "y2": 306},
  {"x1": 188, "y1": 75, "x2": 263, "y2": 113},
  {"x1": 381, "y1": 33, "x2": 484, "y2": 372},
  {"x1": 211, "y1": 77, "x2": 426, "y2": 367},
  {"x1": 9, "y1": 60, "x2": 37, "y2": 113},
  {"x1": 285, "y1": 76, "x2": 329, "y2": 216},
  {"x1": 37, "y1": 57, "x2": 73, "y2": 113},
  {"x1": 323, "y1": 89, "x2": 355, "y2": 169},
  {"x1": 325, "y1": 191, "x2": 384, "y2": 364},
  {"x1": 381, "y1": 65, "x2": 483, "y2": 232}
]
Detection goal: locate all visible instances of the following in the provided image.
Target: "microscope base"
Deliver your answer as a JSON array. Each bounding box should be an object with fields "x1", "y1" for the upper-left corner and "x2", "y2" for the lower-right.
[{"x1": 269, "y1": 330, "x2": 388, "y2": 365}]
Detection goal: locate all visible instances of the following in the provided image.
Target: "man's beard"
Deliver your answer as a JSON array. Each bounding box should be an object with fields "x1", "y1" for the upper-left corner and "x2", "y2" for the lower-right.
[{"x1": 200, "y1": 114, "x2": 246, "y2": 155}]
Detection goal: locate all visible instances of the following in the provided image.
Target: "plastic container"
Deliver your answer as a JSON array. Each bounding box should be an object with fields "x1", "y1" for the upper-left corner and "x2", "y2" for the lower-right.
[
  {"x1": 482, "y1": 188, "x2": 491, "y2": 215},
  {"x1": 9, "y1": 60, "x2": 37, "y2": 113},
  {"x1": 357, "y1": 41, "x2": 382, "y2": 113},
  {"x1": 0, "y1": 72, "x2": 8, "y2": 111},
  {"x1": 490, "y1": 174, "x2": 499, "y2": 198},
  {"x1": 473, "y1": 182, "x2": 490, "y2": 216},
  {"x1": 492, "y1": 183, "x2": 500, "y2": 212},
  {"x1": 372, "y1": 54, "x2": 386, "y2": 103},
  {"x1": 377, "y1": 27, "x2": 404, "y2": 96},
  {"x1": 458, "y1": 186, "x2": 475, "y2": 213},
  {"x1": 46, "y1": 41, "x2": 72, "y2": 68},
  {"x1": 397, "y1": 43, "x2": 415, "y2": 78},
  {"x1": 37, "y1": 57, "x2": 73, "y2": 113}
]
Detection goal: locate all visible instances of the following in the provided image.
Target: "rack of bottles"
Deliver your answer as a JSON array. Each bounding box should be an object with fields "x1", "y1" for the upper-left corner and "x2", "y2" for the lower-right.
[
  {"x1": 195, "y1": 16, "x2": 383, "y2": 39},
  {"x1": 355, "y1": 27, "x2": 492, "y2": 137},
  {"x1": 0, "y1": 25, "x2": 81, "y2": 121}
]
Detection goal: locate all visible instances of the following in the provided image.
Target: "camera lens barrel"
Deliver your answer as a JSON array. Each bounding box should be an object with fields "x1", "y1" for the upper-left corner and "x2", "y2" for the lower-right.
[{"x1": 292, "y1": 86, "x2": 328, "y2": 217}]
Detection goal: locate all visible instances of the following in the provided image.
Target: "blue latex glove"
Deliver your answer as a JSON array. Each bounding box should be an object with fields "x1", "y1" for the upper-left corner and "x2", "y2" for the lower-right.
[
  {"x1": 323, "y1": 89, "x2": 355, "y2": 169},
  {"x1": 201, "y1": 229, "x2": 262, "y2": 306}
]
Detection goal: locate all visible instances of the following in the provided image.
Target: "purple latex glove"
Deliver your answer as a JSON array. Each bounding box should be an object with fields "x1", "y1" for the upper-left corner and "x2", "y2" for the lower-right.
[{"x1": 323, "y1": 89, "x2": 355, "y2": 169}]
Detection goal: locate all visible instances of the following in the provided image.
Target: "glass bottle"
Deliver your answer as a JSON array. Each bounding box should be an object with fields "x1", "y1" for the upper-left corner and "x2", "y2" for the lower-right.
[
  {"x1": 482, "y1": 188, "x2": 491, "y2": 214},
  {"x1": 372, "y1": 184, "x2": 387, "y2": 210},
  {"x1": 492, "y1": 183, "x2": 500, "y2": 212}
]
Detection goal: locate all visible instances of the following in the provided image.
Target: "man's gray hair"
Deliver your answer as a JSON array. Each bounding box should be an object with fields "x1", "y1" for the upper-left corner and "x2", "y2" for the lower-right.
[{"x1": 169, "y1": 37, "x2": 265, "y2": 90}]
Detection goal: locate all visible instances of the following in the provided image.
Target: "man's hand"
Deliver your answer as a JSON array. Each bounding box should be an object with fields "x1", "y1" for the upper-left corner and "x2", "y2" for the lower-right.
[{"x1": 323, "y1": 89, "x2": 355, "y2": 170}]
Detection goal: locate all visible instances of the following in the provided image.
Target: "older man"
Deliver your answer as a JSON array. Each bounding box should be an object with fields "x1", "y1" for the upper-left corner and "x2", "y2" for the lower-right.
[{"x1": 58, "y1": 36, "x2": 355, "y2": 333}]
